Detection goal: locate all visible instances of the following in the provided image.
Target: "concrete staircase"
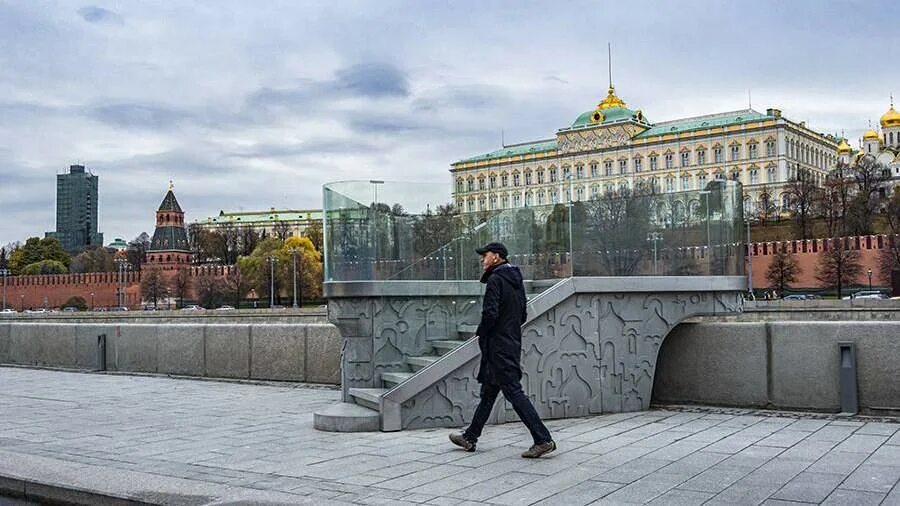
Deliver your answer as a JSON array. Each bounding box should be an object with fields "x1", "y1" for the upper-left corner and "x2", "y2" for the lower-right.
[{"x1": 315, "y1": 288, "x2": 552, "y2": 432}]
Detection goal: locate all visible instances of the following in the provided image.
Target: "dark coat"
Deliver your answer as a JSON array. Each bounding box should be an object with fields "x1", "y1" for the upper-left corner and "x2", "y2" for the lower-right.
[{"x1": 475, "y1": 262, "x2": 527, "y2": 385}]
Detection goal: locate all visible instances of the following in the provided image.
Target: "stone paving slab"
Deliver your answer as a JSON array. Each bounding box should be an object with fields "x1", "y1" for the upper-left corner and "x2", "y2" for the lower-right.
[{"x1": 1, "y1": 367, "x2": 899, "y2": 505}]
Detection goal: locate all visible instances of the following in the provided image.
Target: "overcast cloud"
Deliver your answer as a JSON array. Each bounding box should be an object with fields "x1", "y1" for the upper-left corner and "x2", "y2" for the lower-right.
[{"x1": 1, "y1": 0, "x2": 898, "y2": 246}]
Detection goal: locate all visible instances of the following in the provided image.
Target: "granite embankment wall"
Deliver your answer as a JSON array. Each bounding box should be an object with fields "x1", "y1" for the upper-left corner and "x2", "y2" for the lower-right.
[
  {"x1": 0, "y1": 322, "x2": 341, "y2": 385},
  {"x1": 653, "y1": 319, "x2": 900, "y2": 416}
]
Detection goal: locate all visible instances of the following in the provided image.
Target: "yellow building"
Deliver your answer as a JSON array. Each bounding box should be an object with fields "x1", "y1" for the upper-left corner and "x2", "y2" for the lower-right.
[{"x1": 451, "y1": 84, "x2": 841, "y2": 218}]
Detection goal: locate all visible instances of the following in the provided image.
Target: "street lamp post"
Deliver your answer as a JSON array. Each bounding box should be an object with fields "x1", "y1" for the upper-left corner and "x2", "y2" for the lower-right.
[
  {"x1": 566, "y1": 174, "x2": 574, "y2": 276},
  {"x1": 746, "y1": 216, "x2": 754, "y2": 300},
  {"x1": 90, "y1": 292, "x2": 95, "y2": 311},
  {"x1": 0, "y1": 268, "x2": 9, "y2": 311},
  {"x1": 647, "y1": 232, "x2": 662, "y2": 275},
  {"x1": 20, "y1": 294, "x2": 25, "y2": 312},
  {"x1": 114, "y1": 258, "x2": 129, "y2": 308},
  {"x1": 290, "y1": 247, "x2": 299, "y2": 309},
  {"x1": 267, "y1": 256, "x2": 278, "y2": 308},
  {"x1": 698, "y1": 190, "x2": 712, "y2": 273},
  {"x1": 867, "y1": 269, "x2": 873, "y2": 291}
]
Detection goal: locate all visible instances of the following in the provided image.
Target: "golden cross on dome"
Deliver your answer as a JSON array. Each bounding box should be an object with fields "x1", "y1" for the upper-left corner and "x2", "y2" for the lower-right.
[{"x1": 168, "y1": 180, "x2": 174, "y2": 191}]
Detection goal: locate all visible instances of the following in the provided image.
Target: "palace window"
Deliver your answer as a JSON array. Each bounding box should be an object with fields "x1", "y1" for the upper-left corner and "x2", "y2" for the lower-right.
[
  {"x1": 551, "y1": 190, "x2": 559, "y2": 203},
  {"x1": 634, "y1": 157, "x2": 642, "y2": 173},
  {"x1": 766, "y1": 140, "x2": 776, "y2": 157},
  {"x1": 590, "y1": 162, "x2": 598, "y2": 177},
  {"x1": 456, "y1": 180, "x2": 464, "y2": 193},
  {"x1": 750, "y1": 169, "x2": 759, "y2": 184},
  {"x1": 714, "y1": 146, "x2": 724, "y2": 163},
  {"x1": 478, "y1": 176, "x2": 485, "y2": 190},
  {"x1": 501, "y1": 174, "x2": 509, "y2": 187},
  {"x1": 619, "y1": 159, "x2": 627, "y2": 175},
  {"x1": 525, "y1": 192, "x2": 533, "y2": 207},
  {"x1": 604, "y1": 161, "x2": 613, "y2": 176},
  {"x1": 513, "y1": 173, "x2": 520, "y2": 187},
  {"x1": 525, "y1": 171, "x2": 532, "y2": 185},
  {"x1": 604, "y1": 183, "x2": 614, "y2": 194},
  {"x1": 489, "y1": 196, "x2": 497, "y2": 209},
  {"x1": 467, "y1": 178, "x2": 474, "y2": 191},
  {"x1": 618, "y1": 182, "x2": 628, "y2": 194},
  {"x1": 478, "y1": 197, "x2": 486, "y2": 211},
  {"x1": 591, "y1": 185, "x2": 599, "y2": 198},
  {"x1": 550, "y1": 168, "x2": 558, "y2": 182},
  {"x1": 748, "y1": 142, "x2": 758, "y2": 159},
  {"x1": 501, "y1": 196, "x2": 509, "y2": 209},
  {"x1": 537, "y1": 192, "x2": 545, "y2": 205},
  {"x1": 563, "y1": 166, "x2": 571, "y2": 179},
  {"x1": 467, "y1": 199, "x2": 475, "y2": 212},
  {"x1": 680, "y1": 151, "x2": 690, "y2": 167},
  {"x1": 730, "y1": 144, "x2": 740, "y2": 161},
  {"x1": 650, "y1": 155, "x2": 658, "y2": 171},
  {"x1": 576, "y1": 186, "x2": 584, "y2": 201},
  {"x1": 767, "y1": 167, "x2": 776, "y2": 182},
  {"x1": 665, "y1": 177, "x2": 674, "y2": 192},
  {"x1": 537, "y1": 170, "x2": 544, "y2": 184},
  {"x1": 489, "y1": 175, "x2": 497, "y2": 189},
  {"x1": 665, "y1": 153, "x2": 673, "y2": 169},
  {"x1": 513, "y1": 194, "x2": 521, "y2": 207},
  {"x1": 697, "y1": 149, "x2": 706, "y2": 165},
  {"x1": 681, "y1": 175, "x2": 690, "y2": 190},
  {"x1": 576, "y1": 164, "x2": 584, "y2": 179},
  {"x1": 715, "y1": 169, "x2": 725, "y2": 180}
]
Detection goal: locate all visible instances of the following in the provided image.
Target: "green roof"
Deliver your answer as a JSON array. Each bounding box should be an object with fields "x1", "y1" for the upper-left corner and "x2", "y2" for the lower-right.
[
  {"x1": 570, "y1": 106, "x2": 646, "y2": 128},
  {"x1": 635, "y1": 109, "x2": 768, "y2": 139},
  {"x1": 198, "y1": 209, "x2": 322, "y2": 225},
  {"x1": 456, "y1": 139, "x2": 557, "y2": 164}
]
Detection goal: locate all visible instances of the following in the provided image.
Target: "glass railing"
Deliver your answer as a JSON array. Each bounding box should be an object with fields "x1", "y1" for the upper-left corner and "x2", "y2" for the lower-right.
[{"x1": 323, "y1": 179, "x2": 745, "y2": 282}]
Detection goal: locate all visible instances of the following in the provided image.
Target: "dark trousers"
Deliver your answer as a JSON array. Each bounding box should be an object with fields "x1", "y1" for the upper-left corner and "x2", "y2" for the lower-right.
[{"x1": 464, "y1": 381, "x2": 552, "y2": 445}]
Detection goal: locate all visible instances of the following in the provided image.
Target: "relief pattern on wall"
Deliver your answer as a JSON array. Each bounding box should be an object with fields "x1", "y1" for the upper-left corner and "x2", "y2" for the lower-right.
[{"x1": 400, "y1": 290, "x2": 743, "y2": 430}]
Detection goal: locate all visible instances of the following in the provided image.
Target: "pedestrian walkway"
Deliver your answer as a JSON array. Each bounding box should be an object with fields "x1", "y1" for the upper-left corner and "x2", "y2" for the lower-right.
[{"x1": 1, "y1": 367, "x2": 898, "y2": 505}]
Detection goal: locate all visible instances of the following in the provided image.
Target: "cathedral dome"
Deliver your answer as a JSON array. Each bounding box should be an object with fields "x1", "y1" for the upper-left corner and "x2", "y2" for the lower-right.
[
  {"x1": 881, "y1": 105, "x2": 900, "y2": 128},
  {"x1": 863, "y1": 129, "x2": 881, "y2": 141},
  {"x1": 836, "y1": 138, "x2": 852, "y2": 154}
]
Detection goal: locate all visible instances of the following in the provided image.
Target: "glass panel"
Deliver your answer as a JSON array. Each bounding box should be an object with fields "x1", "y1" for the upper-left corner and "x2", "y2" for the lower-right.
[{"x1": 324, "y1": 180, "x2": 745, "y2": 281}]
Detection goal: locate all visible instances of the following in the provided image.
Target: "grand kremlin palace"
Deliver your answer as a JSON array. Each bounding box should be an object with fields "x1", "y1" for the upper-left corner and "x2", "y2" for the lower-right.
[{"x1": 450, "y1": 84, "x2": 842, "y2": 217}]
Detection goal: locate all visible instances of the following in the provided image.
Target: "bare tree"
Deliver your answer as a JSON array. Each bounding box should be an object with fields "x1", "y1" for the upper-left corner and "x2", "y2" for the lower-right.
[
  {"x1": 786, "y1": 168, "x2": 821, "y2": 240},
  {"x1": 766, "y1": 244, "x2": 801, "y2": 295},
  {"x1": 196, "y1": 275, "x2": 227, "y2": 309},
  {"x1": 239, "y1": 225, "x2": 260, "y2": 257},
  {"x1": 126, "y1": 233, "x2": 151, "y2": 270},
  {"x1": 304, "y1": 220, "x2": 324, "y2": 252},
  {"x1": 756, "y1": 192, "x2": 778, "y2": 226},
  {"x1": 223, "y1": 267, "x2": 250, "y2": 308},
  {"x1": 140, "y1": 269, "x2": 169, "y2": 309},
  {"x1": 273, "y1": 221, "x2": 292, "y2": 242},
  {"x1": 170, "y1": 268, "x2": 192, "y2": 308},
  {"x1": 846, "y1": 154, "x2": 889, "y2": 235},
  {"x1": 221, "y1": 224, "x2": 240, "y2": 264},
  {"x1": 815, "y1": 237, "x2": 862, "y2": 299}
]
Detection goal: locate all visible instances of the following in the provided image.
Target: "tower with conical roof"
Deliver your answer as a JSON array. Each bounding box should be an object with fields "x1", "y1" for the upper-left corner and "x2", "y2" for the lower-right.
[{"x1": 145, "y1": 182, "x2": 192, "y2": 271}]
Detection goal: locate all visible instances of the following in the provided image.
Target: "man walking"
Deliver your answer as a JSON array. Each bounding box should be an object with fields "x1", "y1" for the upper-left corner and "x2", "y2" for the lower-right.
[{"x1": 449, "y1": 242, "x2": 556, "y2": 458}]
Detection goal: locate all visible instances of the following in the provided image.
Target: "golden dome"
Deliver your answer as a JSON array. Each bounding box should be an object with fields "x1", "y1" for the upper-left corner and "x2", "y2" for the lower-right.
[
  {"x1": 597, "y1": 84, "x2": 627, "y2": 110},
  {"x1": 837, "y1": 138, "x2": 852, "y2": 154},
  {"x1": 863, "y1": 129, "x2": 881, "y2": 141},
  {"x1": 881, "y1": 105, "x2": 900, "y2": 128}
]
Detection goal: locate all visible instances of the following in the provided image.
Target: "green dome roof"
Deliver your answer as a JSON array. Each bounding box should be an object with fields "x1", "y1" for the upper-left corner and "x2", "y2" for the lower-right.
[{"x1": 572, "y1": 106, "x2": 646, "y2": 128}]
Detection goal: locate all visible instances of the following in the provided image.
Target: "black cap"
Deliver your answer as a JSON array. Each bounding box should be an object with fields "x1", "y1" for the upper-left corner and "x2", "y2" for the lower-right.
[{"x1": 475, "y1": 242, "x2": 508, "y2": 259}]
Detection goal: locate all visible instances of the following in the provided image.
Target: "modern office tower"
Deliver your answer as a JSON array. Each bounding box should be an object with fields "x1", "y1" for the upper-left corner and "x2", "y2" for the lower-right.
[{"x1": 46, "y1": 164, "x2": 103, "y2": 254}]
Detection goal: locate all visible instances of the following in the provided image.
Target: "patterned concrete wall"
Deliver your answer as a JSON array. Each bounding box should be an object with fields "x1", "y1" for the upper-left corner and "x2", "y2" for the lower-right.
[{"x1": 400, "y1": 290, "x2": 744, "y2": 430}]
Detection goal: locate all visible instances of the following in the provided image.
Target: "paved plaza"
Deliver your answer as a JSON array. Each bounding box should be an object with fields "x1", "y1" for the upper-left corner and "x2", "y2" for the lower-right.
[{"x1": 0, "y1": 367, "x2": 898, "y2": 505}]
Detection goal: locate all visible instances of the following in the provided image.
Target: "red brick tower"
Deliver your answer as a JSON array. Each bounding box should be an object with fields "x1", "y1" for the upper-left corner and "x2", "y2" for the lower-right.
[{"x1": 145, "y1": 183, "x2": 192, "y2": 271}]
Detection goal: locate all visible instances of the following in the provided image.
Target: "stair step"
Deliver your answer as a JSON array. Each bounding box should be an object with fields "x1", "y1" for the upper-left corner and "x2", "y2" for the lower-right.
[
  {"x1": 348, "y1": 388, "x2": 388, "y2": 411},
  {"x1": 431, "y1": 339, "x2": 468, "y2": 356},
  {"x1": 381, "y1": 371, "x2": 414, "y2": 388},
  {"x1": 457, "y1": 324, "x2": 478, "y2": 335},
  {"x1": 313, "y1": 402, "x2": 380, "y2": 432},
  {"x1": 407, "y1": 355, "x2": 439, "y2": 371}
]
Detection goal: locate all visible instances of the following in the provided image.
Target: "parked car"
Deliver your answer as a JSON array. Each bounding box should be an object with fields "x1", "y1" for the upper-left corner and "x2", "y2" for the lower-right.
[
  {"x1": 109, "y1": 306, "x2": 129, "y2": 312},
  {"x1": 24, "y1": 308, "x2": 47, "y2": 314},
  {"x1": 181, "y1": 305, "x2": 204, "y2": 311},
  {"x1": 215, "y1": 305, "x2": 235, "y2": 311},
  {"x1": 783, "y1": 294, "x2": 821, "y2": 301},
  {"x1": 0, "y1": 308, "x2": 17, "y2": 315},
  {"x1": 843, "y1": 290, "x2": 888, "y2": 300}
]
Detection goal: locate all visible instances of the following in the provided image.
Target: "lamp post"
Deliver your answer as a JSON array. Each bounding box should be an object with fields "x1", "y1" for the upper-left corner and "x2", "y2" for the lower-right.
[
  {"x1": 647, "y1": 232, "x2": 662, "y2": 275},
  {"x1": 114, "y1": 258, "x2": 129, "y2": 308},
  {"x1": 20, "y1": 294, "x2": 25, "y2": 312},
  {"x1": 867, "y1": 268, "x2": 873, "y2": 291},
  {"x1": 90, "y1": 292, "x2": 95, "y2": 311},
  {"x1": 290, "y1": 247, "x2": 299, "y2": 309},
  {"x1": 267, "y1": 255, "x2": 278, "y2": 308},
  {"x1": 746, "y1": 216, "x2": 754, "y2": 300},
  {"x1": 0, "y1": 268, "x2": 9, "y2": 311},
  {"x1": 566, "y1": 174, "x2": 574, "y2": 276}
]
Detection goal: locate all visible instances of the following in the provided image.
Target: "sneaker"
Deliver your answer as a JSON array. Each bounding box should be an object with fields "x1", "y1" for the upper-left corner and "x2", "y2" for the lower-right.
[
  {"x1": 449, "y1": 432, "x2": 476, "y2": 452},
  {"x1": 521, "y1": 440, "x2": 556, "y2": 458}
]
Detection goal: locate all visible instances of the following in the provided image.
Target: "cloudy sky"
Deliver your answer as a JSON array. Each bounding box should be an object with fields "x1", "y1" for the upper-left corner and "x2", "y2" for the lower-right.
[{"x1": 1, "y1": 0, "x2": 898, "y2": 247}]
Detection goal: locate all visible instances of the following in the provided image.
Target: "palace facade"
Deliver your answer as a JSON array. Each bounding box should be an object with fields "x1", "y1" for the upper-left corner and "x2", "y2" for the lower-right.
[
  {"x1": 451, "y1": 84, "x2": 841, "y2": 218},
  {"x1": 841, "y1": 99, "x2": 900, "y2": 188}
]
